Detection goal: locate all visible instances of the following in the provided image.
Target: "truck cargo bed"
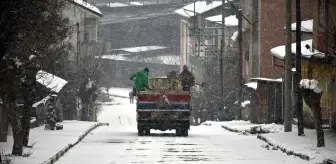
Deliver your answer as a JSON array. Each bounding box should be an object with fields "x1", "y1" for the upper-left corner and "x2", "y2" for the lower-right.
[{"x1": 136, "y1": 90, "x2": 191, "y2": 136}]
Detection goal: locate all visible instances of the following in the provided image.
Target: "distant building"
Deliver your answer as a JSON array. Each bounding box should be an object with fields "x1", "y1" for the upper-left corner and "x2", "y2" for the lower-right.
[
  {"x1": 63, "y1": 0, "x2": 103, "y2": 60},
  {"x1": 175, "y1": 0, "x2": 241, "y2": 120}
]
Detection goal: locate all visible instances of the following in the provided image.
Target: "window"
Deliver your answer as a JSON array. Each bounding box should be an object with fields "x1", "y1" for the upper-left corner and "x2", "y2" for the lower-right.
[
  {"x1": 318, "y1": 0, "x2": 326, "y2": 27},
  {"x1": 84, "y1": 25, "x2": 97, "y2": 42}
]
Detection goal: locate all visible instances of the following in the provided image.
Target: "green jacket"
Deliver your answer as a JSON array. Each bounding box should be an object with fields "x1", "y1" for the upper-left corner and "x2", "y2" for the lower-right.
[{"x1": 130, "y1": 70, "x2": 149, "y2": 89}]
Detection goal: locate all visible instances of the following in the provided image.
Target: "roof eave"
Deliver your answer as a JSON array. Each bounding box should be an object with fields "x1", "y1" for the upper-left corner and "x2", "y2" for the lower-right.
[{"x1": 68, "y1": 0, "x2": 103, "y2": 17}]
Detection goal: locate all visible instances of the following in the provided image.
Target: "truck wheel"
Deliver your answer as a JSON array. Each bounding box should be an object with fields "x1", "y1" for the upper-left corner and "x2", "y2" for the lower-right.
[
  {"x1": 175, "y1": 129, "x2": 181, "y2": 137},
  {"x1": 138, "y1": 127, "x2": 145, "y2": 136},
  {"x1": 144, "y1": 129, "x2": 150, "y2": 136},
  {"x1": 181, "y1": 129, "x2": 188, "y2": 137}
]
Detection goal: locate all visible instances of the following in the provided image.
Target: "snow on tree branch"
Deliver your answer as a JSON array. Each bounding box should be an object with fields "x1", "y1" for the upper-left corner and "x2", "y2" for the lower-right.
[{"x1": 300, "y1": 79, "x2": 322, "y2": 94}]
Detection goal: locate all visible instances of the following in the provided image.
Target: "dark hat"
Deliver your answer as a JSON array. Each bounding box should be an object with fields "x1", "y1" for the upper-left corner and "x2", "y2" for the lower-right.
[{"x1": 144, "y1": 67, "x2": 149, "y2": 72}]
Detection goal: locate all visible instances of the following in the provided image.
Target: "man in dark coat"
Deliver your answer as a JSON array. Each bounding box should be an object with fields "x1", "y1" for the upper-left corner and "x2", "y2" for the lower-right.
[{"x1": 178, "y1": 65, "x2": 195, "y2": 91}]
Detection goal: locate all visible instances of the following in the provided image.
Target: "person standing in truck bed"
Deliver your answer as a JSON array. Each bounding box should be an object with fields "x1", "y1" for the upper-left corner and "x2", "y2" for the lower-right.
[
  {"x1": 129, "y1": 67, "x2": 150, "y2": 96},
  {"x1": 178, "y1": 65, "x2": 195, "y2": 91}
]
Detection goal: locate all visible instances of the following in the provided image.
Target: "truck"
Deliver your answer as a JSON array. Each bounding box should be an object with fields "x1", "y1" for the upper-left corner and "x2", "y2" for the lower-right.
[{"x1": 136, "y1": 77, "x2": 191, "y2": 136}]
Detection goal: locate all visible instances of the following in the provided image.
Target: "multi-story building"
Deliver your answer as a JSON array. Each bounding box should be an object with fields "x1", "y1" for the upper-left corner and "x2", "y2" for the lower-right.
[
  {"x1": 240, "y1": 0, "x2": 314, "y2": 81},
  {"x1": 176, "y1": 0, "x2": 241, "y2": 121},
  {"x1": 63, "y1": 0, "x2": 103, "y2": 60}
]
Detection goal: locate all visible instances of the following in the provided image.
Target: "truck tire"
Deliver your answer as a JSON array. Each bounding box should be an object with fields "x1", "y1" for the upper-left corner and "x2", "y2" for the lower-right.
[
  {"x1": 175, "y1": 129, "x2": 181, "y2": 137},
  {"x1": 138, "y1": 128, "x2": 150, "y2": 136},
  {"x1": 144, "y1": 128, "x2": 150, "y2": 136},
  {"x1": 181, "y1": 129, "x2": 188, "y2": 137},
  {"x1": 138, "y1": 128, "x2": 144, "y2": 136}
]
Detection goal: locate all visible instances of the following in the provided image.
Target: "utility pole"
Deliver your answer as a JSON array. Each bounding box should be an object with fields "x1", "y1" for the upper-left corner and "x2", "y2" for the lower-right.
[
  {"x1": 284, "y1": 0, "x2": 292, "y2": 132},
  {"x1": 220, "y1": 0, "x2": 225, "y2": 110},
  {"x1": 237, "y1": 9, "x2": 243, "y2": 120},
  {"x1": 76, "y1": 22, "x2": 80, "y2": 120},
  {"x1": 251, "y1": 0, "x2": 259, "y2": 78},
  {"x1": 295, "y1": 0, "x2": 304, "y2": 135}
]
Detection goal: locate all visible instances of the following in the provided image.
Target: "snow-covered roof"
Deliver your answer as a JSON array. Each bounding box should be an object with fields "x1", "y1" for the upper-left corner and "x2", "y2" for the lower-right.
[
  {"x1": 107, "y1": 2, "x2": 144, "y2": 7},
  {"x1": 285, "y1": 19, "x2": 313, "y2": 33},
  {"x1": 174, "y1": 1, "x2": 223, "y2": 18},
  {"x1": 36, "y1": 70, "x2": 68, "y2": 93},
  {"x1": 244, "y1": 82, "x2": 257, "y2": 90},
  {"x1": 270, "y1": 39, "x2": 325, "y2": 60},
  {"x1": 300, "y1": 79, "x2": 322, "y2": 93},
  {"x1": 99, "y1": 55, "x2": 180, "y2": 65},
  {"x1": 32, "y1": 96, "x2": 51, "y2": 108},
  {"x1": 112, "y1": 46, "x2": 167, "y2": 53},
  {"x1": 71, "y1": 0, "x2": 102, "y2": 16},
  {"x1": 205, "y1": 15, "x2": 238, "y2": 26}
]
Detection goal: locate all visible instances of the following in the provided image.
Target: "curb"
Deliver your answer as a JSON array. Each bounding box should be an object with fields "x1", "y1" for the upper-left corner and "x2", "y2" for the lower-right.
[
  {"x1": 41, "y1": 122, "x2": 109, "y2": 164},
  {"x1": 221, "y1": 125, "x2": 251, "y2": 135},
  {"x1": 324, "y1": 159, "x2": 336, "y2": 164},
  {"x1": 257, "y1": 134, "x2": 310, "y2": 161},
  {"x1": 222, "y1": 124, "x2": 335, "y2": 163}
]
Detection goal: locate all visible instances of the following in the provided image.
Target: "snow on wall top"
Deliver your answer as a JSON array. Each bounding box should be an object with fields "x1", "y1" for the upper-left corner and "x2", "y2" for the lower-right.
[
  {"x1": 300, "y1": 79, "x2": 322, "y2": 93},
  {"x1": 107, "y1": 2, "x2": 129, "y2": 7},
  {"x1": 36, "y1": 70, "x2": 68, "y2": 93},
  {"x1": 251, "y1": 77, "x2": 283, "y2": 83},
  {"x1": 112, "y1": 46, "x2": 167, "y2": 53},
  {"x1": 285, "y1": 19, "x2": 313, "y2": 33},
  {"x1": 72, "y1": 0, "x2": 102, "y2": 16},
  {"x1": 130, "y1": 2, "x2": 144, "y2": 6},
  {"x1": 205, "y1": 15, "x2": 238, "y2": 26},
  {"x1": 244, "y1": 82, "x2": 257, "y2": 90},
  {"x1": 241, "y1": 100, "x2": 250, "y2": 107},
  {"x1": 270, "y1": 39, "x2": 325, "y2": 60},
  {"x1": 174, "y1": 1, "x2": 224, "y2": 18},
  {"x1": 231, "y1": 31, "x2": 238, "y2": 41}
]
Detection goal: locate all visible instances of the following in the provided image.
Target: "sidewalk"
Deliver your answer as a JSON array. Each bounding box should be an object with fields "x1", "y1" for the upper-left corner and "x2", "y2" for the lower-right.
[
  {"x1": 0, "y1": 121, "x2": 98, "y2": 164},
  {"x1": 259, "y1": 128, "x2": 336, "y2": 163},
  {"x1": 215, "y1": 120, "x2": 336, "y2": 163}
]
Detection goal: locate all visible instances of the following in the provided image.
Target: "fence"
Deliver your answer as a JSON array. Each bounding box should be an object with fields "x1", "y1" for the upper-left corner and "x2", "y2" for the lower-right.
[{"x1": 250, "y1": 78, "x2": 283, "y2": 124}]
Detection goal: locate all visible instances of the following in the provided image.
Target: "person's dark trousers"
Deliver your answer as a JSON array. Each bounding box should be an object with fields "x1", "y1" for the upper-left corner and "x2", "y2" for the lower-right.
[{"x1": 182, "y1": 87, "x2": 190, "y2": 91}]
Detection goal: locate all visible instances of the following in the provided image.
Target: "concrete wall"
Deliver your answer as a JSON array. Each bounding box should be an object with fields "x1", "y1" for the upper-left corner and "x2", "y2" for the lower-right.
[
  {"x1": 100, "y1": 59, "x2": 179, "y2": 88},
  {"x1": 101, "y1": 14, "x2": 180, "y2": 55}
]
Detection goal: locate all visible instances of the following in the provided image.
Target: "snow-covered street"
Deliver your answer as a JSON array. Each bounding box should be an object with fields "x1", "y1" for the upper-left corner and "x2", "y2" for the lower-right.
[{"x1": 55, "y1": 89, "x2": 307, "y2": 164}]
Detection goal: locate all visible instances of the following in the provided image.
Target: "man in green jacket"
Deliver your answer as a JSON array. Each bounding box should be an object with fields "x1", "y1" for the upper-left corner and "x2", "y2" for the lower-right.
[{"x1": 130, "y1": 67, "x2": 150, "y2": 96}]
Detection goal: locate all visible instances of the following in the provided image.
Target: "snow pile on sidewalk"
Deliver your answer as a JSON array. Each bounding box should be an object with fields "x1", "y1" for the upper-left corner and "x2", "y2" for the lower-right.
[
  {"x1": 0, "y1": 121, "x2": 96, "y2": 164},
  {"x1": 259, "y1": 128, "x2": 336, "y2": 163},
  {"x1": 219, "y1": 120, "x2": 284, "y2": 134}
]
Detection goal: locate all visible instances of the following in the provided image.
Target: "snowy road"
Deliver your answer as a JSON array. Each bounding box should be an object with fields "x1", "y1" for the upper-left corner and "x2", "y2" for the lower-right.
[{"x1": 56, "y1": 92, "x2": 307, "y2": 164}]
